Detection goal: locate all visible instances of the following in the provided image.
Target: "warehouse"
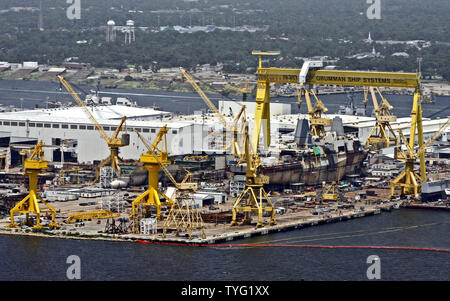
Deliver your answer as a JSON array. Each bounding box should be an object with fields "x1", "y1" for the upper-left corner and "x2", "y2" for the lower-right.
[{"x1": 0, "y1": 105, "x2": 210, "y2": 165}]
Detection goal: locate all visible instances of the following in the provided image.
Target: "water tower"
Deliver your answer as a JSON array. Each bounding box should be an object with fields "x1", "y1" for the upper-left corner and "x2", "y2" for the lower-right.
[
  {"x1": 124, "y1": 20, "x2": 135, "y2": 44},
  {"x1": 106, "y1": 20, "x2": 116, "y2": 42}
]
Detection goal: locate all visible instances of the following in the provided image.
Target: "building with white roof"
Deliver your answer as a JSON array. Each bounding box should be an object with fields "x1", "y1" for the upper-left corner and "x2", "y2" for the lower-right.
[{"x1": 0, "y1": 105, "x2": 210, "y2": 164}]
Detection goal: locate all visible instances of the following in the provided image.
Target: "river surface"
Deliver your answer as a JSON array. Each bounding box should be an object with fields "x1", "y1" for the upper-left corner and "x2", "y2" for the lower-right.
[
  {"x1": 0, "y1": 79, "x2": 449, "y2": 118},
  {"x1": 0, "y1": 209, "x2": 448, "y2": 281}
]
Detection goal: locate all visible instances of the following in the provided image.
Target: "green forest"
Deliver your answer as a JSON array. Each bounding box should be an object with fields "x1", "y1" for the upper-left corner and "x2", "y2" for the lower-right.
[{"x1": 0, "y1": 0, "x2": 449, "y2": 80}]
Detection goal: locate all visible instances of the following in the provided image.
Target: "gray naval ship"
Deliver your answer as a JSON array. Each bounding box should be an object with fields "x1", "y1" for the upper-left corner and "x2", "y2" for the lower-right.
[{"x1": 261, "y1": 117, "x2": 368, "y2": 186}]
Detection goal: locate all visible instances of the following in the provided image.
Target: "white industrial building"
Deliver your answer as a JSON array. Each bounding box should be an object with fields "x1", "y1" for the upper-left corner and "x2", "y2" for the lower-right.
[{"x1": 0, "y1": 105, "x2": 221, "y2": 165}]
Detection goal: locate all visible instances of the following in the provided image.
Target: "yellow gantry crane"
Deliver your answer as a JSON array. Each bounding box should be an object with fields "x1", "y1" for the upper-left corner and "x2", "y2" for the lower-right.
[
  {"x1": 391, "y1": 117, "x2": 450, "y2": 197},
  {"x1": 160, "y1": 164, "x2": 205, "y2": 240},
  {"x1": 131, "y1": 125, "x2": 174, "y2": 220},
  {"x1": 250, "y1": 50, "x2": 428, "y2": 199},
  {"x1": 250, "y1": 51, "x2": 421, "y2": 153},
  {"x1": 58, "y1": 76, "x2": 129, "y2": 181},
  {"x1": 365, "y1": 87, "x2": 398, "y2": 150},
  {"x1": 230, "y1": 118, "x2": 276, "y2": 228},
  {"x1": 6, "y1": 141, "x2": 60, "y2": 229}
]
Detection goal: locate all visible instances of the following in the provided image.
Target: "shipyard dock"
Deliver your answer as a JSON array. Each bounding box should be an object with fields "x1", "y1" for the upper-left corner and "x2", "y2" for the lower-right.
[{"x1": 0, "y1": 194, "x2": 403, "y2": 245}]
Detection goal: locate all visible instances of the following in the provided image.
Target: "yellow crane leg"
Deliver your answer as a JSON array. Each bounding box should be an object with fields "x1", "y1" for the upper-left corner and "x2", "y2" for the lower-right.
[
  {"x1": 252, "y1": 81, "x2": 271, "y2": 152},
  {"x1": 7, "y1": 170, "x2": 59, "y2": 229},
  {"x1": 410, "y1": 91, "x2": 426, "y2": 180},
  {"x1": 230, "y1": 185, "x2": 276, "y2": 228},
  {"x1": 131, "y1": 188, "x2": 163, "y2": 219},
  {"x1": 130, "y1": 164, "x2": 174, "y2": 220},
  {"x1": 390, "y1": 90, "x2": 426, "y2": 198}
]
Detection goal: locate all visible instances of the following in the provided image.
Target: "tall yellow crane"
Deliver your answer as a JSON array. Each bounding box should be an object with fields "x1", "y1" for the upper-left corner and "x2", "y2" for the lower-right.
[
  {"x1": 181, "y1": 67, "x2": 247, "y2": 155},
  {"x1": 230, "y1": 118, "x2": 276, "y2": 228},
  {"x1": 391, "y1": 117, "x2": 450, "y2": 197},
  {"x1": 299, "y1": 89, "x2": 333, "y2": 138},
  {"x1": 180, "y1": 68, "x2": 227, "y2": 127},
  {"x1": 6, "y1": 141, "x2": 59, "y2": 229},
  {"x1": 250, "y1": 51, "x2": 421, "y2": 153},
  {"x1": 58, "y1": 76, "x2": 129, "y2": 181},
  {"x1": 131, "y1": 125, "x2": 174, "y2": 220},
  {"x1": 222, "y1": 104, "x2": 247, "y2": 157},
  {"x1": 365, "y1": 87, "x2": 398, "y2": 150},
  {"x1": 249, "y1": 51, "x2": 429, "y2": 202},
  {"x1": 134, "y1": 128, "x2": 203, "y2": 238}
]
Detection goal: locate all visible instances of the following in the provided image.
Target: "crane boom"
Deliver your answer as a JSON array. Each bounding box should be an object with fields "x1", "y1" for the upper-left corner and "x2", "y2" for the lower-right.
[
  {"x1": 416, "y1": 117, "x2": 450, "y2": 158},
  {"x1": 58, "y1": 76, "x2": 111, "y2": 143},
  {"x1": 256, "y1": 68, "x2": 420, "y2": 88},
  {"x1": 180, "y1": 68, "x2": 227, "y2": 126},
  {"x1": 252, "y1": 62, "x2": 421, "y2": 151}
]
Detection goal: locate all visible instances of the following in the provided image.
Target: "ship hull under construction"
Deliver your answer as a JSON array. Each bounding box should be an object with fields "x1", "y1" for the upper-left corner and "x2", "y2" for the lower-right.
[
  {"x1": 263, "y1": 151, "x2": 367, "y2": 186},
  {"x1": 262, "y1": 136, "x2": 368, "y2": 186}
]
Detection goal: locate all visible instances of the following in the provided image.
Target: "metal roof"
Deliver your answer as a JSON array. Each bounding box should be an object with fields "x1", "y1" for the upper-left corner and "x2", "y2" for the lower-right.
[{"x1": 0, "y1": 105, "x2": 189, "y2": 129}]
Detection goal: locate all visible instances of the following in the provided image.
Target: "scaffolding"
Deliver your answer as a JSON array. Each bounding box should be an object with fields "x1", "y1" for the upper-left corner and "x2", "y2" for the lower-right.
[
  {"x1": 140, "y1": 218, "x2": 157, "y2": 235},
  {"x1": 162, "y1": 193, "x2": 206, "y2": 240},
  {"x1": 100, "y1": 166, "x2": 115, "y2": 188},
  {"x1": 101, "y1": 197, "x2": 126, "y2": 213}
]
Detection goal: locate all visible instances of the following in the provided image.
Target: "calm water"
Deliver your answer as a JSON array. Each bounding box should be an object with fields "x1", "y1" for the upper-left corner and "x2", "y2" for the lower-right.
[
  {"x1": 0, "y1": 79, "x2": 449, "y2": 118},
  {"x1": 0, "y1": 209, "x2": 448, "y2": 281}
]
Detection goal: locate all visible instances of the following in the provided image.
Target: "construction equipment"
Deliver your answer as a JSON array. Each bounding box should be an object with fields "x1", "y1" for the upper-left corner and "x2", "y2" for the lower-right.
[
  {"x1": 180, "y1": 68, "x2": 227, "y2": 127},
  {"x1": 19, "y1": 148, "x2": 33, "y2": 167},
  {"x1": 59, "y1": 167, "x2": 83, "y2": 185},
  {"x1": 365, "y1": 87, "x2": 398, "y2": 150},
  {"x1": 162, "y1": 195, "x2": 206, "y2": 240},
  {"x1": 230, "y1": 119, "x2": 276, "y2": 228},
  {"x1": 65, "y1": 210, "x2": 119, "y2": 223},
  {"x1": 58, "y1": 75, "x2": 129, "y2": 182},
  {"x1": 224, "y1": 80, "x2": 252, "y2": 101},
  {"x1": 104, "y1": 218, "x2": 130, "y2": 234},
  {"x1": 222, "y1": 104, "x2": 247, "y2": 157},
  {"x1": 133, "y1": 129, "x2": 205, "y2": 239},
  {"x1": 322, "y1": 164, "x2": 342, "y2": 202},
  {"x1": 161, "y1": 167, "x2": 206, "y2": 240},
  {"x1": 6, "y1": 141, "x2": 59, "y2": 229},
  {"x1": 300, "y1": 89, "x2": 332, "y2": 139},
  {"x1": 250, "y1": 52, "x2": 421, "y2": 152},
  {"x1": 391, "y1": 117, "x2": 450, "y2": 198},
  {"x1": 181, "y1": 67, "x2": 248, "y2": 155},
  {"x1": 131, "y1": 125, "x2": 174, "y2": 221}
]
